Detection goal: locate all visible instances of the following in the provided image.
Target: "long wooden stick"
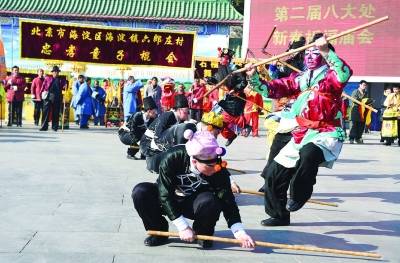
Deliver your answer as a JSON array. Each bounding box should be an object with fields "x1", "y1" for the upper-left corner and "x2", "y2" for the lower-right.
[
  {"x1": 263, "y1": 50, "x2": 302, "y2": 73},
  {"x1": 61, "y1": 97, "x2": 66, "y2": 132},
  {"x1": 205, "y1": 16, "x2": 388, "y2": 100},
  {"x1": 235, "y1": 92, "x2": 271, "y2": 113},
  {"x1": 227, "y1": 167, "x2": 246, "y2": 174},
  {"x1": 342, "y1": 92, "x2": 378, "y2": 113},
  {"x1": 234, "y1": 16, "x2": 389, "y2": 74},
  {"x1": 203, "y1": 75, "x2": 230, "y2": 97},
  {"x1": 259, "y1": 46, "x2": 379, "y2": 114},
  {"x1": 240, "y1": 189, "x2": 338, "y2": 207},
  {"x1": 261, "y1": 25, "x2": 277, "y2": 51},
  {"x1": 147, "y1": 231, "x2": 381, "y2": 259},
  {"x1": 262, "y1": 52, "x2": 378, "y2": 113}
]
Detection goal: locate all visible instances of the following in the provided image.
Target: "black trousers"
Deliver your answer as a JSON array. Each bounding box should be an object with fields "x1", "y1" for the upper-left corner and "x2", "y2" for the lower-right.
[
  {"x1": 127, "y1": 144, "x2": 140, "y2": 157},
  {"x1": 33, "y1": 101, "x2": 43, "y2": 125},
  {"x1": 41, "y1": 100, "x2": 61, "y2": 130},
  {"x1": 260, "y1": 133, "x2": 293, "y2": 179},
  {"x1": 190, "y1": 109, "x2": 203, "y2": 122},
  {"x1": 132, "y1": 183, "x2": 222, "y2": 235},
  {"x1": 264, "y1": 143, "x2": 325, "y2": 219},
  {"x1": 349, "y1": 121, "x2": 365, "y2": 140},
  {"x1": 8, "y1": 101, "x2": 23, "y2": 126}
]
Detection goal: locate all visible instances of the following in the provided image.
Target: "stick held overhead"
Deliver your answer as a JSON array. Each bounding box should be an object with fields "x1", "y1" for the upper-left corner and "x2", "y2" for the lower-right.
[{"x1": 233, "y1": 16, "x2": 389, "y2": 74}]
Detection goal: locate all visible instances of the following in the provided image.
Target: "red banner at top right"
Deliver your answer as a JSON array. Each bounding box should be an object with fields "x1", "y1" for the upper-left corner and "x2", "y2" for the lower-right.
[{"x1": 247, "y1": 0, "x2": 399, "y2": 77}]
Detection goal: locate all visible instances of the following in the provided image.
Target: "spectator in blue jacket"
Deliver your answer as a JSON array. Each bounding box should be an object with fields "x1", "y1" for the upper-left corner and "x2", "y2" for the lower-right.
[
  {"x1": 71, "y1": 75, "x2": 85, "y2": 125},
  {"x1": 76, "y1": 77, "x2": 94, "y2": 129},
  {"x1": 123, "y1": 76, "x2": 143, "y2": 121},
  {"x1": 92, "y1": 80, "x2": 106, "y2": 126}
]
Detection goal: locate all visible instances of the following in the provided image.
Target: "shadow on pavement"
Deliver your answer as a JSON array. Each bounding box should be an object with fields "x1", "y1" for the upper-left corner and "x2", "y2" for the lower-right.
[
  {"x1": 336, "y1": 159, "x2": 378, "y2": 163},
  {"x1": 313, "y1": 192, "x2": 400, "y2": 204},
  {"x1": 318, "y1": 173, "x2": 400, "y2": 182},
  {"x1": 292, "y1": 220, "x2": 400, "y2": 237},
  {"x1": 212, "y1": 229, "x2": 379, "y2": 257}
]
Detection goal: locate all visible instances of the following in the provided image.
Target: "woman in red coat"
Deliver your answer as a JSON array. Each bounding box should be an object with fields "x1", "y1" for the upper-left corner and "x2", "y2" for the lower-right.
[{"x1": 160, "y1": 77, "x2": 175, "y2": 112}]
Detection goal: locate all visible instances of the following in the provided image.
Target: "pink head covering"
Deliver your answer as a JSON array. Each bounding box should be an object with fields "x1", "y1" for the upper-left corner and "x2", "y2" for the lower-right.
[{"x1": 184, "y1": 130, "x2": 226, "y2": 161}]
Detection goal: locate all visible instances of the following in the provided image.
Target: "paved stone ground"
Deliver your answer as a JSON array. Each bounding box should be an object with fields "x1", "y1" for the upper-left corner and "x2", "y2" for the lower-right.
[{"x1": 0, "y1": 122, "x2": 399, "y2": 263}]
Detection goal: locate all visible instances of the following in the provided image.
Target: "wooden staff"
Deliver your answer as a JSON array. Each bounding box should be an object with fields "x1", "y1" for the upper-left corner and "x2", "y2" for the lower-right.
[
  {"x1": 203, "y1": 75, "x2": 230, "y2": 97},
  {"x1": 204, "y1": 16, "x2": 389, "y2": 99},
  {"x1": 147, "y1": 231, "x2": 381, "y2": 259},
  {"x1": 263, "y1": 50, "x2": 302, "y2": 73},
  {"x1": 342, "y1": 92, "x2": 378, "y2": 113},
  {"x1": 234, "y1": 16, "x2": 389, "y2": 74},
  {"x1": 261, "y1": 25, "x2": 277, "y2": 52},
  {"x1": 228, "y1": 89, "x2": 271, "y2": 113},
  {"x1": 260, "y1": 53, "x2": 378, "y2": 113},
  {"x1": 61, "y1": 96, "x2": 66, "y2": 132},
  {"x1": 227, "y1": 167, "x2": 246, "y2": 174},
  {"x1": 240, "y1": 189, "x2": 338, "y2": 207}
]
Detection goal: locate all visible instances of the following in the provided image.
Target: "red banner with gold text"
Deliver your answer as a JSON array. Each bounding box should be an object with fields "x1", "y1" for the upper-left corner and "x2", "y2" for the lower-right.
[
  {"x1": 20, "y1": 19, "x2": 195, "y2": 68},
  {"x1": 247, "y1": 0, "x2": 399, "y2": 77}
]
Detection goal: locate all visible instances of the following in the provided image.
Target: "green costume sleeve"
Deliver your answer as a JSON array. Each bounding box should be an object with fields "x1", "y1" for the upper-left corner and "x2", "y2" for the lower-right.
[
  {"x1": 323, "y1": 49, "x2": 351, "y2": 83},
  {"x1": 248, "y1": 72, "x2": 269, "y2": 98}
]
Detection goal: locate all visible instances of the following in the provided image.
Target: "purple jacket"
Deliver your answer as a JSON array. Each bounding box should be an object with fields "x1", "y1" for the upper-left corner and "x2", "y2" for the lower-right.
[{"x1": 40, "y1": 76, "x2": 67, "y2": 102}]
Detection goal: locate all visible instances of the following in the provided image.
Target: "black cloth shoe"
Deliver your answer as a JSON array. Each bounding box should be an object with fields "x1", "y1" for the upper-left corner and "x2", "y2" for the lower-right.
[
  {"x1": 355, "y1": 139, "x2": 363, "y2": 144},
  {"x1": 143, "y1": 236, "x2": 168, "y2": 247},
  {"x1": 126, "y1": 154, "x2": 139, "y2": 160},
  {"x1": 225, "y1": 134, "x2": 237, "y2": 147},
  {"x1": 286, "y1": 199, "x2": 305, "y2": 212},
  {"x1": 39, "y1": 127, "x2": 48, "y2": 131},
  {"x1": 260, "y1": 217, "x2": 290, "y2": 226},
  {"x1": 198, "y1": 240, "x2": 213, "y2": 249}
]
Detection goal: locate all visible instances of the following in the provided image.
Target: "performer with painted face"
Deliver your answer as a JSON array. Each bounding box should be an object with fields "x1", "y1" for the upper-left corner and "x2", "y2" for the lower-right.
[
  {"x1": 207, "y1": 48, "x2": 251, "y2": 146},
  {"x1": 132, "y1": 130, "x2": 255, "y2": 249},
  {"x1": 247, "y1": 33, "x2": 352, "y2": 226}
]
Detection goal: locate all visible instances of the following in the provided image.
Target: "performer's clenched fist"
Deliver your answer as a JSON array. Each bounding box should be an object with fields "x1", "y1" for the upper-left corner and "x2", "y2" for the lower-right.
[{"x1": 179, "y1": 227, "x2": 195, "y2": 242}]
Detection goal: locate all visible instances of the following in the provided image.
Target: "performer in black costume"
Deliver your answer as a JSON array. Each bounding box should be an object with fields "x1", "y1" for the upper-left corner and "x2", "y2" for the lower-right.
[
  {"x1": 118, "y1": 96, "x2": 158, "y2": 160},
  {"x1": 132, "y1": 130, "x2": 255, "y2": 248},
  {"x1": 207, "y1": 48, "x2": 251, "y2": 146},
  {"x1": 140, "y1": 94, "x2": 196, "y2": 172}
]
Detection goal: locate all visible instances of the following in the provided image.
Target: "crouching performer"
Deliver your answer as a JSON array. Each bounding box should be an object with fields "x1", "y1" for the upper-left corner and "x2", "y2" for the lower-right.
[
  {"x1": 140, "y1": 94, "x2": 197, "y2": 172},
  {"x1": 118, "y1": 97, "x2": 158, "y2": 160},
  {"x1": 132, "y1": 130, "x2": 255, "y2": 248},
  {"x1": 247, "y1": 34, "x2": 352, "y2": 226}
]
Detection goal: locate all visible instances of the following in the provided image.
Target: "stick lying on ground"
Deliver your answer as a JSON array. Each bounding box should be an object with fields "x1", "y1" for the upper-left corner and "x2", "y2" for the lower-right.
[
  {"x1": 147, "y1": 230, "x2": 381, "y2": 259},
  {"x1": 240, "y1": 189, "x2": 338, "y2": 207}
]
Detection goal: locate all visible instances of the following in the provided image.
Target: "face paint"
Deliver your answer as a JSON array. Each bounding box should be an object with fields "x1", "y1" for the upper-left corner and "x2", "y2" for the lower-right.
[
  {"x1": 304, "y1": 47, "x2": 324, "y2": 70},
  {"x1": 220, "y1": 55, "x2": 230, "y2": 66}
]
